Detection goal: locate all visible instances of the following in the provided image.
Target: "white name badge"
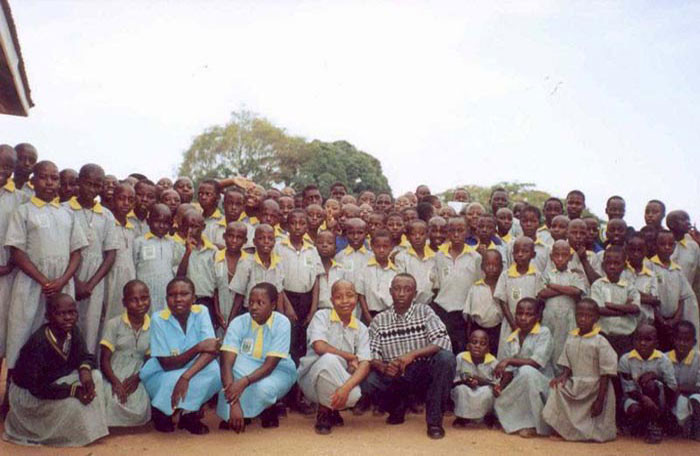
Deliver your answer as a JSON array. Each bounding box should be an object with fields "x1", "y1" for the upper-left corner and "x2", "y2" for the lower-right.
[
  {"x1": 241, "y1": 338, "x2": 254, "y2": 355},
  {"x1": 142, "y1": 245, "x2": 157, "y2": 261}
]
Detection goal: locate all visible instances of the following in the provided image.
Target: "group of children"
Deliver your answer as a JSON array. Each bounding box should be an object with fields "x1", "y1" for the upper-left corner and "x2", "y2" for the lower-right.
[{"x1": 0, "y1": 142, "x2": 698, "y2": 447}]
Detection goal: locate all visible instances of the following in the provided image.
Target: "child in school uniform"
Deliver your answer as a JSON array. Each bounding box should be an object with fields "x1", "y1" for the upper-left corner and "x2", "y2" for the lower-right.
[
  {"x1": 66, "y1": 164, "x2": 119, "y2": 354},
  {"x1": 565, "y1": 190, "x2": 585, "y2": 221},
  {"x1": 173, "y1": 177, "x2": 194, "y2": 204},
  {"x1": 619, "y1": 324, "x2": 678, "y2": 443},
  {"x1": 566, "y1": 218, "x2": 603, "y2": 287},
  {"x1": 625, "y1": 233, "x2": 660, "y2": 324},
  {"x1": 228, "y1": 224, "x2": 285, "y2": 322},
  {"x1": 599, "y1": 196, "x2": 627, "y2": 244},
  {"x1": 367, "y1": 211, "x2": 386, "y2": 241},
  {"x1": 197, "y1": 178, "x2": 223, "y2": 243},
  {"x1": 357, "y1": 229, "x2": 398, "y2": 323},
  {"x1": 585, "y1": 217, "x2": 604, "y2": 253},
  {"x1": 433, "y1": 217, "x2": 481, "y2": 354},
  {"x1": 537, "y1": 240, "x2": 586, "y2": 371},
  {"x1": 451, "y1": 330, "x2": 498, "y2": 428},
  {"x1": 494, "y1": 236, "x2": 543, "y2": 356},
  {"x1": 12, "y1": 142, "x2": 37, "y2": 197},
  {"x1": 590, "y1": 246, "x2": 641, "y2": 356},
  {"x1": 211, "y1": 189, "x2": 246, "y2": 249},
  {"x1": 58, "y1": 168, "x2": 78, "y2": 203},
  {"x1": 507, "y1": 205, "x2": 548, "y2": 272},
  {"x1": 140, "y1": 277, "x2": 222, "y2": 434},
  {"x1": 129, "y1": 179, "x2": 157, "y2": 237},
  {"x1": 159, "y1": 188, "x2": 181, "y2": 218},
  {"x1": 395, "y1": 220, "x2": 437, "y2": 306},
  {"x1": 104, "y1": 183, "x2": 137, "y2": 323},
  {"x1": 304, "y1": 203, "x2": 325, "y2": 244},
  {"x1": 549, "y1": 215, "x2": 570, "y2": 243},
  {"x1": 334, "y1": 217, "x2": 372, "y2": 286},
  {"x1": 317, "y1": 230, "x2": 348, "y2": 311},
  {"x1": 543, "y1": 298, "x2": 618, "y2": 442},
  {"x1": 100, "y1": 175, "x2": 117, "y2": 212},
  {"x1": 667, "y1": 210, "x2": 700, "y2": 296},
  {"x1": 428, "y1": 215, "x2": 447, "y2": 253},
  {"x1": 493, "y1": 297, "x2": 553, "y2": 438},
  {"x1": 217, "y1": 283, "x2": 297, "y2": 432},
  {"x1": 464, "y1": 249, "x2": 503, "y2": 357},
  {"x1": 474, "y1": 215, "x2": 506, "y2": 266},
  {"x1": 99, "y1": 280, "x2": 151, "y2": 427},
  {"x1": 495, "y1": 207, "x2": 514, "y2": 244},
  {"x1": 4, "y1": 293, "x2": 108, "y2": 447},
  {"x1": 5, "y1": 161, "x2": 87, "y2": 370},
  {"x1": 132, "y1": 204, "x2": 179, "y2": 314},
  {"x1": 386, "y1": 211, "x2": 409, "y2": 258},
  {"x1": 278, "y1": 195, "x2": 295, "y2": 233},
  {"x1": 537, "y1": 198, "x2": 564, "y2": 246},
  {"x1": 260, "y1": 199, "x2": 288, "y2": 243},
  {"x1": 298, "y1": 280, "x2": 371, "y2": 434},
  {"x1": 667, "y1": 320, "x2": 700, "y2": 439},
  {"x1": 213, "y1": 222, "x2": 248, "y2": 333}
]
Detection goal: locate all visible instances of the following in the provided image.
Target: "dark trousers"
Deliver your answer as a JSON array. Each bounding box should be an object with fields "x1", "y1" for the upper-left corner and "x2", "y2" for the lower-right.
[
  {"x1": 195, "y1": 296, "x2": 217, "y2": 330},
  {"x1": 467, "y1": 319, "x2": 501, "y2": 357},
  {"x1": 285, "y1": 290, "x2": 313, "y2": 366},
  {"x1": 361, "y1": 349, "x2": 456, "y2": 427},
  {"x1": 430, "y1": 303, "x2": 467, "y2": 354},
  {"x1": 603, "y1": 332, "x2": 634, "y2": 359}
]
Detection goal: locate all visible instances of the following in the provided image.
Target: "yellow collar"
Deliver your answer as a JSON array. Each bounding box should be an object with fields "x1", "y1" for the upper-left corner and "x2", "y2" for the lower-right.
[
  {"x1": 122, "y1": 312, "x2": 151, "y2": 330},
  {"x1": 2, "y1": 179, "x2": 16, "y2": 192},
  {"x1": 205, "y1": 208, "x2": 222, "y2": 220},
  {"x1": 170, "y1": 233, "x2": 215, "y2": 250},
  {"x1": 668, "y1": 349, "x2": 696, "y2": 365},
  {"x1": 569, "y1": 324, "x2": 602, "y2": 338},
  {"x1": 500, "y1": 232, "x2": 513, "y2": 243},
  {"x1": 343, "y1": 244, "x2": 368, "y2": 255},
  {"x1": 626, "y1": 262, "x2": 653, "y2": 276},
  {"x1": 281, "y1": 237, "x2": 314, "y2": 251},
  {"x1": 115, "y1": 218, "x2": 135, "y2": 229},
  {"x1": 399, "y1": 234, "x2": 410, "y2": 248},
  {"x1": 629, "y1": 349, "x2": 663, "y2": 361},
  {"x1": 127, "y1": 209, "x2": 138, "y2": 219},
  {"x1": 507, "y1": 263, "x2": 537, "y2": 278},
  {"x1": 30, "y1": 195, "x2": 60, "y2": 208},
  {"x1": 536, "y1": 225, "x2": 549, "y2": 232},
  {"x1": 601, "y1": 276, "x2": 628, "y2": 287},
  {"x1": 367, "y1": 257, "x2": 397, "y2": 271},
  {"x1": 507, "y1": 322, "x2": 541, "y2": 342},
  {"x1": 215, "y1": 249, "x2": 248, "y2": 263},
  {"x1": 170, "y1": 232, "x2": 186, "y2": 244},
  {"x1": 251, "y1": 312, "x2": 275, "y2": 330},
  {"x1": 144, "y1": 231, "x2": 164, "y2": 240},
  {"x1": 68, "y1": 196, "x2": 103, "y2": 213},
  {"x1": 159, "y1": 304, "x2": 203, "y2": 320},
  {"x1": 330, "y1": 309, "x2": 358, "y2": 329},
  {"x1": 461, "y1": 352, "x2": 496, "y2": 364},
  {"x1": 303, "y1": 232, "x2": 314, "y2": 244},
  {"x1": 679, "y1": 237, "x2": 687, "y2": 247},
  {"x1": 438, "y1": 242, "x2": 473, "y2": 257},
  {"x1": 473, "y1": 279, "x2": 486, "y2": 286},
  {"x1": 407, "y1": 245, "x2": 436, "y2": 260},
  {"x1": 650, "y1": 255, "x2": 682, "y2": 271},
  {"x1": 254, "y1": 251, "x2": 281, "y2": 269}
]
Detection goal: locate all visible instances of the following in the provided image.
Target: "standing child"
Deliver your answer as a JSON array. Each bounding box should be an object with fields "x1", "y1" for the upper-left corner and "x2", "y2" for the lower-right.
[
  {"x1": 667, "y1": 320, "x2": 700, "y2": 440},
  {"x1": 543, "y1": 298, "x2": 618, "y2": 442},
  {"x1": 566, "y1": 219, "x2": 602, "y2": 286},
  {"x1": 644, "y1": 200, "x2": 666, "y2": 229},
  {"x1": 667, "y1": 210, "x2": 700, "y2": 300},
  {"x1": 395, "y1": 220, "x2": 437, "y2": 306},
  {"x1": 130, "y1": 179, "x2": 157, "y2": 237},
  {"x1": 619, "y1": 324, "x2": 678, "y2": 444},
  {"x1": 334, "y1": 217, "x2": 372, "y2": 286},
  {"x1": 475, "y1": 215, "x2": 506, "y2": 266},
  {"x1": 213, "y1": 221, "x2": 248, "y2": 332},
  {"x1": 463, "y1": 249, "x2": 503, "y2": 357},
  {"x1": 100, "y1": 175, "x2": 118, "y2": 213},
  {"x1": 493, "y1": 298, "x2": 553, "y2": 437},
  {"x1": 495, "y1": 208, "x2": 514, "y2": 244},
  {"x1": 104, "y1": 183, "x2": 137, "y2": 323},
  {"x1": 198, "y1": 179, "x2": 223, "y2": 243},
  {"x1": 386, "y1": 212, "x2": 409, "y2": 258},
  {"x1": 549, "y1": 215, "x2": 570, "y2": 243},
  {"x1": 625, "y1": 233, "x2": 659, "y2": 324},
  {"x1": 537, "y1": 240, "x2": 586, "y2": 371},
  {"x1": 599, "y1": 196, "x2": 627, "y2": 243},
  {"x1": 99, "y1": 279, "x2": 151, "y2": 427},
  {"x1": 217, "y1": 283, "x2": 297, "y2": 431},
  {"x1": 451, "y1": 330, "x2": 498, "y2": 428},
  {"x1": 12, "y1": 142, "x2": 37, "y2": 196},
  {"x1": 278, "y1": 195, "x2": 295, "y2": 234},
  {"x1": 507, "y1": 205, "x2": 547, "y2": 272},
  {"x1": 67, "y1": 164, "x2": 119, "y2": 353},
  {"x1": 537, "y1": 198, "x2": 564, "y2": 246},
  {"x1": 584, "y1": 217, "x2": 604, "y2": 253},
  {"x1": 357, "y1": 229, "x2": 398, "y2": 322},
  {"x1": 304, "y1": 203, "x2": 325, "y2": 244},
  {"x1": 211, "y1": 189, "x2": 246, "y2": 249},
  {"x1": 159, "y1": 188, "x2": 181, "y2": 218},
  {"x1": 316, "y1": 230, "x2": 348, "y2": 311},
  {"x1": 5, "y1": 161, "x2": 87, "y2": 370},
  {"x1": 565, "y1": 190, "x2": 585, "y2": 221},
  {"x1": 58, "y1": 168, "x2": 79, "y2": 203},
  {"x1": 367, "y1": 211, "x2": 386, "y2": 242},
  {"x1": 427, "y1": 215, "x2": 447, "y2": 253}
]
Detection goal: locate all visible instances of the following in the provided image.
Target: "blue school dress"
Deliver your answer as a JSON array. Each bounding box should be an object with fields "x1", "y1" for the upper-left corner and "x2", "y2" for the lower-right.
[
  {"x1": 139, "y1": 305, "x2": 222, "y2": 415},
  {"x1": 216, "y1": 311, "x2": 297, "y2": 419}
]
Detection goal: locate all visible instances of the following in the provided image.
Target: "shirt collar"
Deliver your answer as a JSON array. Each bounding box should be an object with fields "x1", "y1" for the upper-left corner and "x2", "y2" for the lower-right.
[
  {"x1": 500, "y1": 232, "x2": 513, "y2": 243},
  {"x1": 407, "y1": 245, "x2": 436, "y2": 260},
  {"x1": 30, "y1": 195, "x2": 60, "y2": 208},
  {"x1": 668, "y1": 349, "x2": 695, "y2": 365},
  {"x1": 144, "y1": 231, "x2": 160, "y2": 240},
  {"x1": 569, "y1": 324, "x2": 602, "y2": 338},
  {"x1": 115, "y1": 218, "x2": 135, "y2": 229},
  {"x1": 367, "y1": 256, "x2": 397, "y2": 271},
  {"x1": 679, "y1": 237, "x2": 687, "y2": 247},
  {"x1": 343, "y1": 244, "x2": 368, "y2": 255},
  {"x1": 629, "y1": 349, "x2": 663, "y2": 361},
  {"x1": 650, "y1": 255, "x2": 682, "y2": 271},
  {"x1": 506, "y1": 322, "x2": 541, "y2": 342},
  {"x1": 206, "y1": 208, "x2": 222, "y2": 220},
  {"x1": 626, "y1": 261, "x2": 653, "y2": 276},
  {"x1": 122, "y1": 312, "x2": 151, "y2": 330},
  {"x1": 159, "y1": 304, "x2": 203, "y2": 320},
  {"x1": 536, "y1": 225, "x2": 549, "y2": 232},
  {"x1": 2, "y1": 179, "x2": 16, "y2": 192},
  {"x1": 507, "y1": 263, "x2": 537, "y2": 278},
  {"x1": 601, "y1": 276, "x2": 628, "y2": 287},
  {"x1": 251, "y1": 312, "x2": 275, "y2": 330},
  {"x1": 215, "y1": 248, "x2": 248, "y2": 263},
  {"x1": 68, "y1": 196, "x2": 103, "y2": 213},
  {"x1": 461, "y1": 352, "x2": 496, "y2": 364},
  {"x1": 438, "y1": 242, "x2": 473, "y2": 257},
  {"x1": 254, "y1": 251, "x2": 281, "y2": 269},
  {"x1": 281, "y1": 237, "x2": 314, "y2": 251},
  {"x1": 330, "y1": 309, "x2": 358, "y2": 329}
]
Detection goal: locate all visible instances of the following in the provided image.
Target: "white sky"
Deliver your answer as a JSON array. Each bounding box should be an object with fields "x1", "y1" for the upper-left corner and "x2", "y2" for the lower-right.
[{"x1": 2, "y1": 1, "x2": 699, "y2": 227}]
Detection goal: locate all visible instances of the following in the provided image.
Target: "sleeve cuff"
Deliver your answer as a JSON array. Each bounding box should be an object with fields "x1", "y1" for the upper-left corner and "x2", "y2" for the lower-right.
[
  {"x1": 79, "y1": 363, "x2": 92, "y2": 371},
  {"x1": 221, "y1": 345, "x2": 238, "y2": 354},
  {"x1": 266, "y1": 351, "x2": 288, "y2": 359},
  {"x1": 99, "y1": 339, "x2": 115, "y2": 352}
]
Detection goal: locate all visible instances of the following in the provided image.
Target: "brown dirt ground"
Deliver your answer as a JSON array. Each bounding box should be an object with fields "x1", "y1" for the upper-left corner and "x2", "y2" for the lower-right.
[{"x1": 1, "y1": 366, "x2": 698, "y2": 456}]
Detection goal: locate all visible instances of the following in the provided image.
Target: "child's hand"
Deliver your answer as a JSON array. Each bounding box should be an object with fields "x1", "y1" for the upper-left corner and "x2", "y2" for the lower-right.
[
  {"x1": 385, "y1": 360, "x2": 402, "y2": 378},
  {"x1": 285, "y1": 308, "x2": 299, "y2": 323},
  {"x1": 123, "y1": 374, "x2": 140, "y2": 396},
  {"x1": 638, "y1": 371, "x2": 658, "y2": 387},
  {"x1": 74, "y1": 279, "x2": 93, "y2": 300},
  {"x1": 197, "y1": 338, "x2": 220, "y2": 354},
  {"x1": 224, "y1": 377, "x2": 248, "y2": 405},
  {"x1": 492, "y1": 384, "x2": 501, "y2": 398},
  {"x1": 79, "y1": 368, "x2": 95, "y2": 396},
  {"x1": 75, "y1": 385, "x2": 95, "y2": 405},
  {"x1": 347, "y1": 358, "x2": 360, "y2": 374},
  {"x1": 466, "y1": 377, "x2": 479, "y2": 389},
  {"x1": 112, "y1": 379, "x2": 128, "y2": 404},
  {"x1": 330, "y1": 385, "x2": 351, "y2": 410},
  {"x1": 494, "y1": 360, "x2": 509, "y2": 378},
  {"x1": 228, "y1": 401, "x2": 246, "y2": 433},
  {"x1": 171, "y1": 376, "x2": 189, "y2": 410},
  {"x1": 640, "y1": 395, "x2": 659, "y2": 413},
  {"x1": 549, "y1": 374, "x2": 568, "y2": 389},
  {"x1": 590, "y1": 397, "x2": 604, "y2": 417},
  {"x1": 43, "y1": 278, "x2": 66, "y2": 297},
  {"x1": 215, "y1": 312, "x2": 226, "y2": 331}
]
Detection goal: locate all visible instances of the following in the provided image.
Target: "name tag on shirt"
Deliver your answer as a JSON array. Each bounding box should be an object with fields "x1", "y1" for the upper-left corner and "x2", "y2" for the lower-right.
[
  {"x1": 511, "y1": 287, "x2": 521, "y2": 301},
  {"x1": 241, "y1": 338, "x2": 254, "y2": 355},
  {"x1": 304, "y1": 256, "x2": 314, "y2": 267},
  {"x1": 36, "y1": 214, "x2": 50, "y2": 228},
  {"x1": 143, "y1": 245, "x2": 156, "y2": 260}
]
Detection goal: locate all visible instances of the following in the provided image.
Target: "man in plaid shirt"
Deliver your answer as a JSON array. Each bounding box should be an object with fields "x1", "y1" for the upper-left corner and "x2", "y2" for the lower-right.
[{"x1": 359, "y1": 273, "x2": 456, "y2": 439}]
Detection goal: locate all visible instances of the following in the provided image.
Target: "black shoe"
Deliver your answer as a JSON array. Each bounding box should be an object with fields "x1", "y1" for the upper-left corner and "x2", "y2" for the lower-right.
[
  {"x1": 386, "y1": 408, "x2": 405, "y2": 425},
  {"x1": 178, "y1": 413, "x2": 210, "y2": 435},
  {"x1": 330, "y1": 411, "x2": 344, "y2": 427},
  {"x1": 452, "y1": 417, "x2": 469, "y2": 428},
  {"x1": 353, "y1": 395, "x2": 371, "y2": 416},
  {"x1": 427, "y1": 425, "x2": 445, "y2": 439},
  {"x1": 314, "y1": 411, "x2": 332, "y2": 435},
  {"x1": 260, "y1": 407, "x2": 280, "y2": 428},
  {"x1": 152, "y1": 407, "x2": 175, "y2": 433}
]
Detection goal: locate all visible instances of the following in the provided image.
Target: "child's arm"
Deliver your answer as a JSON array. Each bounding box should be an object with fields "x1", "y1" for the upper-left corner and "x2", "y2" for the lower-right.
[
  {"x1": 76, "y1": 249, "x2": 117, "y2": 300},
  {"x1": 547, "y1": 283, "x2": 582, "y2": 298},
  {"x1": 576, "y1": 247, "x2": 601, "y2": 283},
  {"x1": 604, "y1": 298, "x2": 640, "y2": 316},
  {"x1": 639, "y1": 292, "x2": 660, "y2": 308},
  {"x1": 331, "y1": 360, "x2": 371, "y2": 410},
  {"x1": 100, "y1": 346, "x2": 128, "y2": 404},
  {"x1": 312, "y1": 340, "x2": 358, "y2": 364},
  {"x1": 282, "y1": 291, "x2": 297, "y2": 323},
  {"x1": 157, "y1": 338, "x2": 219, "y2": 371},
  {"x1": 537, "y1": 286, "x2": 561, "y2": 300},
  {"x1": 47, "y1": 249, "x2": 83, "y2": 296},
  {"x1": 10, "y1": 246, "x2": 49, "y2": 286},
  {"x1": 171, "y1": 350, "x2": 218, "y2": 411},
  {"x1": 175, "y1": 238, "x2": 194, "y2": 278},
  {"x1": 496, "y1": 297, "x2": 515, "y2": 330},
  {"x1": 212, "y1": 291, "x2": 225, "y2": 331},
  {"x1": 228, "y1": 294, "x2": 244, "y2": 325},
  {"x1": 304, "y1": 277, "x2": 320, "y2": 327},
  {"x1": 591, "y1": 375, "x2": 614, "y2": 417},
  {"x1": 0, "y1": 262, "x2": 14, "y2": 276},
  {"x1": 358, "y1": 295, "x2": 372, "y2": 324},
  {"x1": 550, "y1": 366, "x2": 571, "y2": 388}
]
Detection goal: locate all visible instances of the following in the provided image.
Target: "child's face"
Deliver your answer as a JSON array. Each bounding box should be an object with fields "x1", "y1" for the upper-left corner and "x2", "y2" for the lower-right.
[
  {"x1": 438, "y1": 206, "x2": 456, "y2": 218},
  {"x1": 15, "y1": 147, "x2": 37, "y2": 178},
  {"x1": 466, "y1": 206, "x2": 484, "y2": 231},
  {"x1": 634, "y1": 326, "x2": 657, "y2": 359},
  {"x1": 476, "y1": 217, "x2": 496, "y2": 243},
  {"x1": 266, "y1": 189, "x2": 281, "y2": 201},
  {"x1": 567, "y1": 221, "x2": 587, "y2": 250},
  {"x1": 606, "y1": 199, "x2": 625, "y2": 220},
  {"x1": 330, "y1": 185, "x2": 346, "y2": 201},
  {"x1": 584, "y1": 219, "x2": 598, "y2": 246},
  {"x1": 481, "y1": 252, "x2": 503, "y2": 279},
  {"x1": 656, "y1": 233, "x2": 675, "y2": 260},
  {"x1": 490, "y1": 191, "x2": 508, "y2": 213},
  {"x1": 161, "y1": 190, "x2": 181, "y2": 215},
  {"x1": 101, "y1": 175, "x2": 117, "y2": 202},
  {"x1": 496, "y1": 210, "x2": 513, "y2": 234},
  {"x1": 358, "y1": 191, "x2": 375, "y2": 206},
  {"x1": 550, "y1": 244, "x2": 572, "y2": 271},
  {"x1": 184, "y1": 213, "x2": 205, "y2": 240},
  {"x1": 339, "y1": 206, "x2": 360, "y2": 231},
  {"x1": 550, "y1": 217, "x2": 569, "y2": 241},
  {"x1": 346, "y1": 222, "x2": 367, "y2": 249},
  {"x1": 148, "y1": 206, "x2": 172, "y2": 238},
  {"x1": 245, "y1": 186, "x2": 265, "y2": 209},
  {"x1": 367, "y1": 214, "x2": 385, "y2": 238},
  {"x1": 402, "y1": 210, "x2": 418, "y2": 225},
  {"x1": 135, "y1": 183, "x2": 157, "y2": 212},
  {"x1": 58, "y1": 170, "x2": 78, "y2": 201},
  {"x1": 371, "y1": 236, "x2": 392, "y2": 262},
  {"x1": 513, "y1": 240, "x2": 535, "y2": 268},
  {"x1": 602, "y1": 251, "x2": 625, "y2": 279},
  {"x1": 278, "y1": 197, "x2": 294, "y2": 223},
  {"x1": 316, "y1": 231, "x2": 336, "y2": 258},
  {"x1": 515, "y1": 300, "x2": 538, "y2": 332},
  {"x1": 644, "y1": 202, "x2": 664, "y2": 227},
  {"x1": 288, "y1": 213, "x2": 308, "y2": 238},
  {"x1": 248, "y1": 288, "x2": 274, "y2": 325},
  {"x1": 359, "y1": 204, "x2": 373, "y2": 223},
  {"x1": 123, "y1": 282, "x2": 151, "y2": 317},
  {"x1": 78, "y1": 171, "x2": 104, "y2": 203},
  {"x1": 223, "y1": 225, "x2": 247, "y2": 251},
  {"x1": 0, "y1": 154, "x2": 13, "y2": 188},
  {"x1": 47, "y1": 296, "x2": 78, "y2": 334},
  {"x1": 566, "y1": 194, "x2": 585, "y2": 219},
  {"x1": 331, "y1": 281, "x2": 357, "y2": 319},
  {"x1": 668, "y1": 212, "x2": 691, "y2": 235},
  {"x1": 197, "y1": 183, "x2": 218, "y2": 210},
  {"x1": 673, "y1": 326, "x2": 696, "y2": 359},
  {"x1": 32, "y1": 163, "x2": 60, "y2": 201},
  {"x1": 253, "y1": 227, "x2": 275, "y2": 256},
  {"x1": 260, "y1": 205, "x2": 280, "y2": 227},
  {"x1": 429, "y1": 219, "x2": 447, "y2": 246},
  {"x1": 543, "y1": 201, "x2": 563, "y2": 225},
  {"x1": 375, "y1": 194, "x2": 393, "y2": 213},
  {"x1": 574, "y1": 302, "x2": 598, "y2": 333},
  {"x1": 395, "y1": 196, "x2": 410, "y2": 211},
  {"x1": 113, "y1": 187, "x2": 135, "y2": 217},
  {"x1": 520, "y1": 211, "x2": 539, "y2": 238},
  {"x1": 606, "y1": 220, "x2": 627, "y2": 245},
  {"x1": 642, "y1": 229, "x2": 658, "y2": 257},
  {"x1": 166, "y1": 282, "x2": 194, "y2": 318},
  {"x1": 324, "y1": 200, "x2": 341, "y2": 221},
  {"x1": 224, "y1": 192, "x2": 245, "y2": 221},
  {"x1": 156, "y1": 177, "x2": 172, "y2": 191},
  {"x1": 306, "y1": 206, "x2": 324, "y2": 230},
  {"x1": 303, "y1": 189, "x2": 323, "y2": 208},
  {"x1": 468, "y1": 331, "x2": 490, "y2": 358},
  {"x1": 447, "y1": 220, "x2": 467, "y2": 245},
  {"x1": 625, "y1": 237, "x2": 646, "y2": 264},
  {"x1": 407, "y1": 224, "x2": 427, "y2": 249},
  {"x1": 174, "y1": 178, "x2": 194, "y2": 203},
  {"x1": 386, "y1": 216, "x2": 405, "y2": 241}
]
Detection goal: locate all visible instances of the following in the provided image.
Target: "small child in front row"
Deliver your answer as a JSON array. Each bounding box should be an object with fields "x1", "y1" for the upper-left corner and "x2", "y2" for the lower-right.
[
  {"x1": 394, "y1": 219, "x2": 437, "y2": 306},
  {"x1": 493, "y1": 297, "x2": 553, "y2": 438},
  {"x1": 667, "y1": 320, "x2": 700, "y2": 440},
  {"x1": 217, "y1": 283, "x2": 297, "y2": 432},
  {"x1": 99, "y1": 279, "x2": 151, "y2": 427},
  {"x1": 357, "y1": 229, "x2": 397, "y2": 323},
  {"x1": 543, "y1": 298, "x2": 618, "y2": 442},
  {"x1": 451, "y1": 330, "x2": 498, "y2": 428},
  {"x1": 464, "y1": 249, "x2": 503, "y2": 356},
  {"x1": 618, "y1": 324, "x2": 678, "y2": 444}
]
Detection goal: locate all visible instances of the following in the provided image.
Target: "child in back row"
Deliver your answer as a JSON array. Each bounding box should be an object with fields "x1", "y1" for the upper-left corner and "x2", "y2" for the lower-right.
[
  {"x1": 395, "y1": 220, "x2": 436, "y2": 306},
  {"x1": 129, "y1": 179, "x2": 157, "y2": 237},
  {"x1": 507, "y1": 205, "x2": 547, "y2": 272},
  {"x1": 211, "y1": 189, "x2": 246, "y2": 249},
  {"x1": 537, "y1": 198, "x2": 564, "y2": 246}
]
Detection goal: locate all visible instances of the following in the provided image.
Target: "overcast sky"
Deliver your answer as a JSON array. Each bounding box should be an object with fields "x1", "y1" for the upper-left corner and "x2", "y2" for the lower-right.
[{"x1": 2, "y1": 1, "x2": 699, "y2": 227}]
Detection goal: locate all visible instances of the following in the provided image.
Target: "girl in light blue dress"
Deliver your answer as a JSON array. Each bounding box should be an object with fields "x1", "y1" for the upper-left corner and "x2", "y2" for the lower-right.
[{"x1": 217, "y1": 282, "x2": 297, "y2": 432}]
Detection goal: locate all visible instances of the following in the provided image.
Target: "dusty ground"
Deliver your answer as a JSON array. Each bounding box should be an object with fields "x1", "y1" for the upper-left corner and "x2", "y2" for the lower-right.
[{"x1": 1, "y1": 366, "x2": 698, "y2": 456}]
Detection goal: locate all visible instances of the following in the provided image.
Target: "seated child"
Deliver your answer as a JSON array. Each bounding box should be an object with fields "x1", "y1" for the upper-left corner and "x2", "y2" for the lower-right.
[
  {"x1": 667, "y1": 320, "x2": 700, "y2": 440},
  {"x1": 298, "y1": 280, "x2": 371, "y2": 434},
  {"x1": 427, "y1": 215, "x2": 447, "y2": 253},
  {"x1": 394, "y1": 220, "x2": 437, "y2": 306},
  {"x1": 451, "y1": 330, "x2": 498, "y2": 428},
  {"x1": 4, "y1": 293, "x2": 108, "y2": 447},
  {"x1": 357, "y1": 229, "x2": 398, "y2": 322},
  {"x1": 99, "y1": 280, "x2": 151, "y2": 427},
  {"x1": 537, "y1": 240, "x2": 586, "y2": 371},
  {"x1": 464, "y1": 249, "x2": 503, "y2": 356},
  {"x1": 217, "y1": 283, "x2": 297, "y2": 432},
  {"x1": 543, "y1": 299, "x2": 618, "y2": 442},
  {"x1": 493, "y1": 297, "x2": 553, "y2": 437},
  {"x1": 139, "y1": 277, "x2": 222, "y2": 434},
  {"x1": 537, "y1": 198, "x2": 564, "y2": 246},
  {"x1": 214, "y1": 222, "x2": 248, "y2": 332},
  {"x1": 618, "y1": 324, "x2": 678, "y2": 444}
]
